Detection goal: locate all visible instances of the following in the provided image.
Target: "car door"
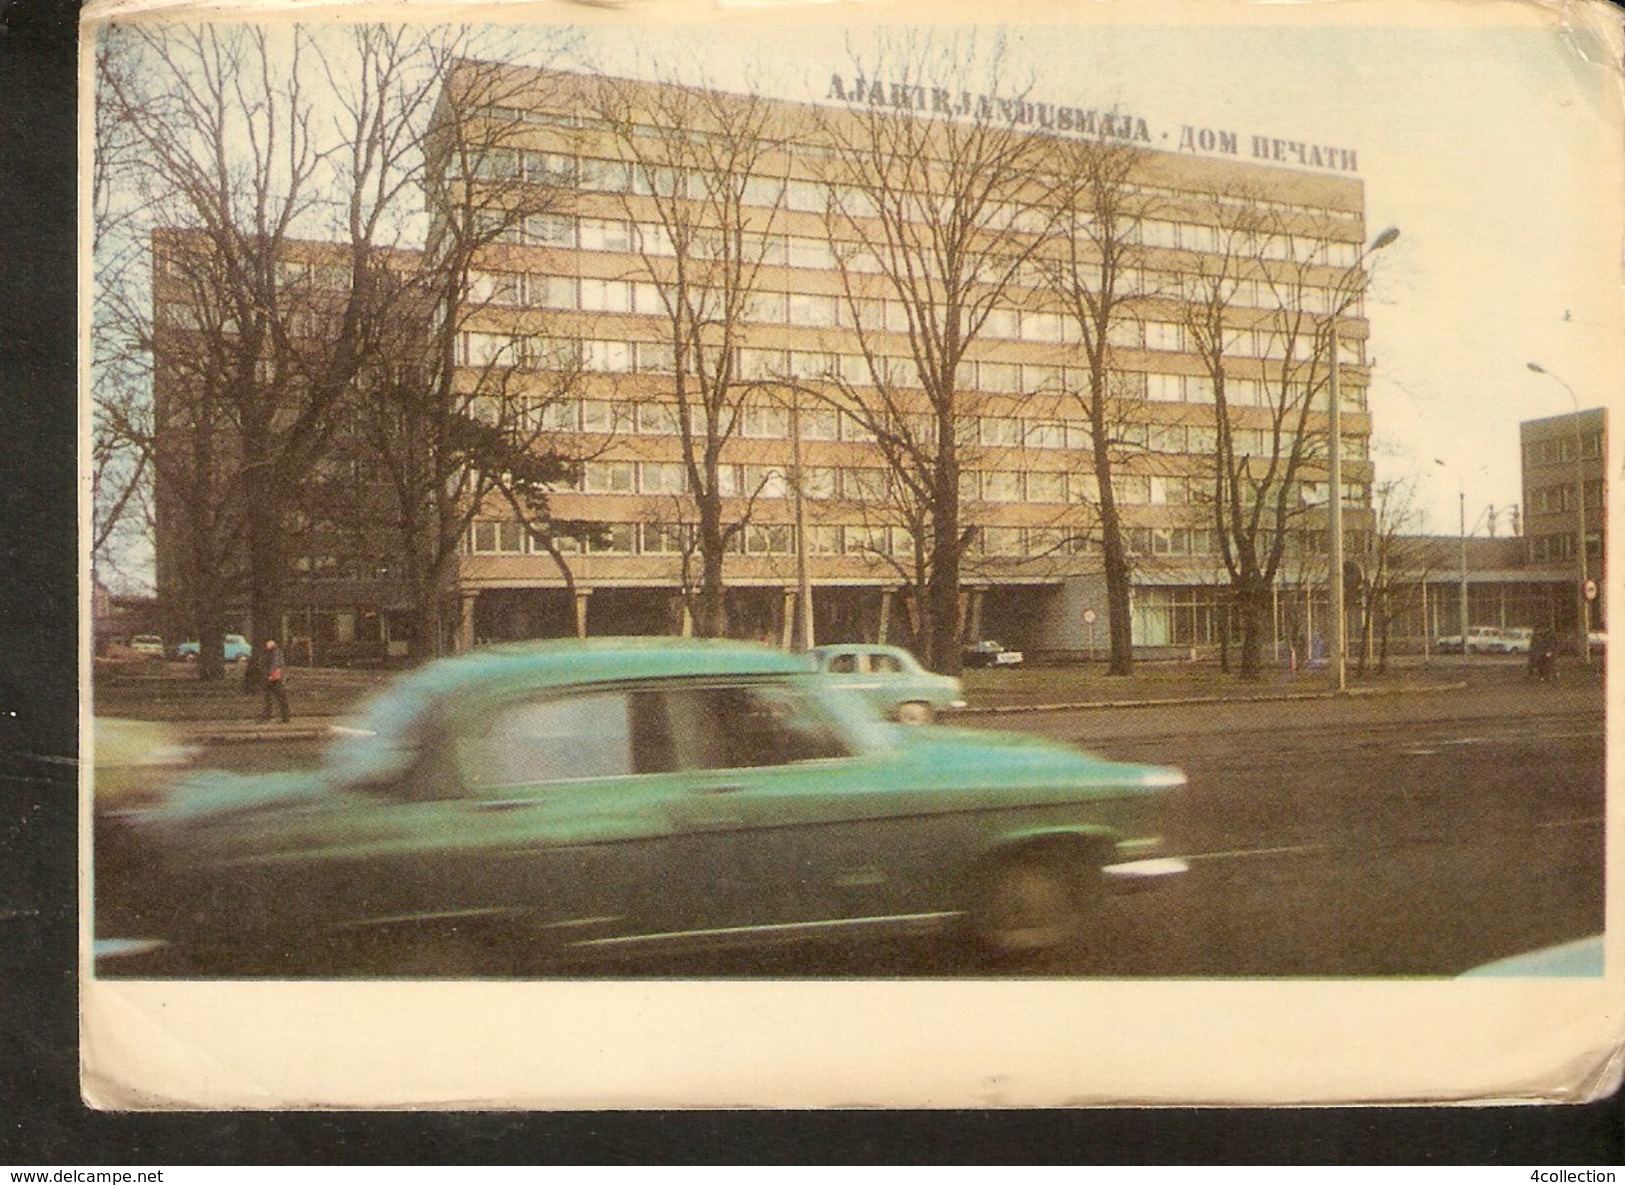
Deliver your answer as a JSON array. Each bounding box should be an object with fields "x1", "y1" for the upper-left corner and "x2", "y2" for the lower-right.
[
  {"x1": 223, "y1": 688, "x2": 678, "y2": 965},
  {"x1": 651, "y1": 680, "x2": 917, "y2": 935}
]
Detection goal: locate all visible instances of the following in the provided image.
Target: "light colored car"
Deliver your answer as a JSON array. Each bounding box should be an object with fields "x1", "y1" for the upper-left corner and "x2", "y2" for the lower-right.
[
  {"x1": 95, "y1": 637, "x2": 1188, "y2": 975},
  {"x1": 1499, "y1": 627, "x2": 1533, "y2": 655},
  {"x1": 129, "y1": 635, "x2": 166, "y2": 659},
  {"x1": 174, "y1": 633, "x2": 252, "y2": 663},
  {"x1": 1435, "y1": 626, "x2": 1509, "y2": 655},
  {"x1": 808, "y1": 643, "x2": 966, "y2": 725}
]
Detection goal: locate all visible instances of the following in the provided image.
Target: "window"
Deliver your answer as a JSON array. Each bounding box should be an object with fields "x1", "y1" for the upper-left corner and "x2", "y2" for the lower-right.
[
  {"x1": 788, "y1": 237, "x2": 835, "y2": 270},
  {"x1": 745, "y1": 523, "x2": 793, "y2": 553},
  {"x1": 634, "y1": 223, "x2": 675, "y2": 257},
  {"x1": 1144, "y1": 321, "x2": 1184, "y2": 352},
  {"x1": 844, "y1": 468, "x2": 889, "y2": 502},
  {"x1": 1148, "y1": 373, "x2": 1183, "y2": 403},
  {"x1": 525, "y1": 213, "x2": 575, "y2": 247},
  {"x1": 580, "y1": 279, "x2": 632, "y2": 313},
  {"x1": 579, "y1": 218, "x2": 632, "y2": 253},
  {"x1": 458, "y1": 691, "x2": 633, "y2": 789},
  {"x1": 984, "y1": 307, "x2": 1020, "y2": 339},
  {"x1": 641, "y1": 462, "x2": 687, "y2": 494},
  {"x1": 978, "y1": 362, "x2": 1021, "y2": 394},
  {"x1": 1027, "y1": 471, "x2": 1066, "y2": 502},
  {"x1": 585, "y1": 523, "x2": 636, "y2": 553},
  {"x1": 580, "y1": 400, "x2": 631, "y2": 434},
  {"x1": 748, "y1": 291, "x2": 787, "y2": 324},
  {"x1": 983, "y1": 471, "x2": 1022, "y2": 502},
  {"x1": 802, "y1": 467, "x2": 838, "y2": 499},
  {"x1": 744, "y1": 466, "x2": 788, "y2": 498},
  {"x1": 579, "y1": 158, "x2": 632, "y2": 193},
  {"x1": 528, "y1": 274, "x2": 576, "y2": 310},
  {"x1": 658, "y1": 684, "x2": 850, "y2": 770},
  {"x1": 471, "y1": 520, "x2": 526, "y2": 554},
  {"x1": 743, "y1": 176, "x2": 784, "y2": 208},
  {"x1": 741, "y1": 404, "x2": 789, "y2": 439},
  {"x1": 636, "y1": 341, "x2": 676, "y2": 374},
  {"x1": 583, "y1": 461, "x2": 635, "y2": 493},
  {"x1": 785, "y1": 179, "x2": 826, "y2": 212},
  {"x1": 982, "y1": 527, "x2": 1024, "y2": 556},
  {"x1": 582, "y1": 340, "x2": 634, "y2": 373},
  {"x1": 789, "y1": 293, "x2": 837, "y2": 328},
  {"x1": 980, "y1": 418, "x2": 1021, "y2": 448},
  {"x1": 1026, "y1": 420, "x2": 1066, "y2": 450},
  {"x1": 642, "y1": 523, "x2": 691, "y2": 554}
]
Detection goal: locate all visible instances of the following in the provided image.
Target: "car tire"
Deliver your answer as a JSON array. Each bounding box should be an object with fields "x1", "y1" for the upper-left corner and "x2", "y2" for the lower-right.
[
  {"x1": 965, "y1": 852, "x2": 1097, "y2": 961},
  {"x1": 895, "y1": 701, "x2": 935, "y2": 726}
]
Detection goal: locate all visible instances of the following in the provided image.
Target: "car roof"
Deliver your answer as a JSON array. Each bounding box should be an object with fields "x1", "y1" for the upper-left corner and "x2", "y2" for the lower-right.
[
  {"x1": 399, "y1": 636, "x2": 815, "y2": 700},
  {"x1": 810, "y1": 643, "x2": 905, "y2": 656}
]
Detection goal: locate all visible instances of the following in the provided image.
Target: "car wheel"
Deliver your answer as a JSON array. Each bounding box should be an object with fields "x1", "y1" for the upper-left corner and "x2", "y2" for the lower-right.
[
  {"x1": 895, "y1": 701, "x2": 935, "y2": 726},
  {"x1": 965, "y1": 853, "x2": 1096, "y2": 961}
]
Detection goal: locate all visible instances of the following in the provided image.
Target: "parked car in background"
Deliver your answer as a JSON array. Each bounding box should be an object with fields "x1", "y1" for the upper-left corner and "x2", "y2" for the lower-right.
[
  {"x1": 95, "y1": 637, "x2": 1188, "y2": 976},
  {"x1": 1499, "y1": 627, "x2": 1533, "y2": 655},
  {"x1": 1434, "y1": 626, "x2": 1510, "y2": 655},
  {"x1": 808, "y1": 643, "x2": 966, "y2": 725},
  {"x1": 129, "y1": 635, "x2": 166, "y2": 659},
  {"x1": 1588, "y1": 630, "x2": 1607, "y2": 656},
  {"x1": 174, "y1": 633, "x2": 252, "y2": 663},
  {"x1": 963, "y1": 639, "x2": 1024, "y2": 668}
]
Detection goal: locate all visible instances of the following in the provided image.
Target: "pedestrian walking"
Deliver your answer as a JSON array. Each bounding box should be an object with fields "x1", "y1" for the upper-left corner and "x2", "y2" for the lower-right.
[{"x1": 261, "y1": 638, "x2": 291, "y2": 722}]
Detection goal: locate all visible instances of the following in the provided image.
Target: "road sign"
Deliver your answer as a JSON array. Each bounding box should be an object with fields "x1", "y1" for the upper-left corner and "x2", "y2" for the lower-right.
[
  {"x1": 1083, "y1": 608, "x2": 1097, "y2": 625},
  {"x1": 1584, "y1": 580, "x2": 1598, "y2": 602}
]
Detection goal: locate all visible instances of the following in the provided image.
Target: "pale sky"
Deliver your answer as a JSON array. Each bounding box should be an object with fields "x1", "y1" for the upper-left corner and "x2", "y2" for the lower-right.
[{"x1": 517, "y1": 0, "x2": 1625, "y2": 539}]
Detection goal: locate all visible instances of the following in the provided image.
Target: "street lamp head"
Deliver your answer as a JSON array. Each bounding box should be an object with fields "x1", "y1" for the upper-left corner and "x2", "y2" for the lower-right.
[{"x1": 1369, "y1": 227, "x2": 1400, "y2": 251}]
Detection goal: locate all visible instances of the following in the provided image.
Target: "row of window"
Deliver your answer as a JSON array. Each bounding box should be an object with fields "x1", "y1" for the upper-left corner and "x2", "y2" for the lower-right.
[
  {"x1": 1525, "y1": 480, "x2": 1605, "y2": 514},
  {"x1": 466, "y1": 266, "x2": 1365, "y2": 353},
  {"x1": 570, "y1": 459, "x2": 1368, "y2": 507},
  {"x1": 475, "y1": 390, "x2": 1371, "y2": 465},
  {"x1": 1524, "y1": 432, "x2": 1604, "y2": 466},
  {"x1": 464, "y1": 140, "x2": 1365, "y2": 253},
  {"x1": 468, "y1": 516, "x2": 1362, "y2": 561},
  {"x1": 458, "y1": 330, "x2": 1370, "y2": 388}
]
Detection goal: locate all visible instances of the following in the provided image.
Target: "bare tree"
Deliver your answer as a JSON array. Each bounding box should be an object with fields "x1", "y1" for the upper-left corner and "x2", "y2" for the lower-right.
[
  {"x1": 1355, "y1": 476, "x2": 1431, "y2": 674},
  {"x1": 1180, "y1": 193, "x2": 1374, "y2": 678},
  {"x1": 812, "y1": 32, "x2": 1063, "y2": 672},
  {"x1": 368, "y1": 53, "x2": 598, "y2": 656},
  {"x1": 94, "y1": 24, "x2": 445, "y2": 674},
  {"x1": 1038, "y1": 131, "x2": 1160, "y2": 675},
  {"x1": 587, "y1": 69, "x2": 792, "y2": 638}
]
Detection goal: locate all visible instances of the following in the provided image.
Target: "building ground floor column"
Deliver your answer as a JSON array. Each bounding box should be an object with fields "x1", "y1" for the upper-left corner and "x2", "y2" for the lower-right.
[
  {"x1": 458, "y1": 593, "x2": 476, "y2": 654},
  {"x1": 574, "y1": 588, "x2": 591, "y2": 639}
]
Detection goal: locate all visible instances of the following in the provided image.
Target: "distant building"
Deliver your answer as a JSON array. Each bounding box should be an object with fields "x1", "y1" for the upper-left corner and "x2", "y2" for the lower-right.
[{"x1": 1519, "y1": 407, "x2": 1607, "y2": 636}]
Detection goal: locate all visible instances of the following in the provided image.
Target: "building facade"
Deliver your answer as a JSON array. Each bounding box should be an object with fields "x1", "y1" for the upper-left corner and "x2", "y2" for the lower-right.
[
  {"x1": 433, "y1": 62, "x2": 1380, "y2": 659},
  {"x1": 148, "y1": 60, "x2": 1388, "y2": 664}
]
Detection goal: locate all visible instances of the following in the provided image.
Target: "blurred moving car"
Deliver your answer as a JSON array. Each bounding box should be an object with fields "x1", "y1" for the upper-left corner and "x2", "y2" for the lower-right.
[
  {"x1": 129, "y1": 635, "x2": 166, "y2": 659},
  {"x1": 963, "y1": 639, "x2": 1024, "y2": 668},
  {"x1": 1434, "y1": 626, "x2": 1510, "y2": 655},
  {"x1": 807, "y1": 643, "x2": 965, "y2": 724},
  {"x1": 174, "y1": 633, "x2": 252, "y2": 663},
  {"x1": 94, "y1": 637, "x2": 1187, "y2": 976}
]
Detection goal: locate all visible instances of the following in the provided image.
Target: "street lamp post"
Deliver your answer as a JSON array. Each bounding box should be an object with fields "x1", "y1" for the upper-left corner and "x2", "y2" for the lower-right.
[
  {"x1": 1434, "y1": 458, "x2": 1487, "y2": 654},
  {"x1": 1327, "y1": 227, "x2": 1399, "y2": 693},
  {"x1": 1526, "y1": 362, "x2": 1591, "y2": 666}
]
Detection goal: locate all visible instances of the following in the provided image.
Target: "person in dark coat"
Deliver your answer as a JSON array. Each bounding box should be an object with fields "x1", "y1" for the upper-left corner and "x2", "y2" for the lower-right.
[{"x1": 261, "y1": 638, "x2": 291, "y2": 722}]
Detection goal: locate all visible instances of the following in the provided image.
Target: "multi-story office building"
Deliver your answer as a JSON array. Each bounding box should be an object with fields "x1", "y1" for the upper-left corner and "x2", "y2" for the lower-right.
[
  {"x1": 1520, "y1": 407, "x2": 1608, "y2": 636},
  {"x1": 149, "y1": 60, "x2": 1385, "y2": 662},
  {"x1": 433, "y1": 61, "x2": 1380, "y2": 657}
]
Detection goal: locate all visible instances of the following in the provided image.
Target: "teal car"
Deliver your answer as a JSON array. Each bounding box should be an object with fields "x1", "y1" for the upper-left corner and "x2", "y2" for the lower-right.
[
  {"x1": 95, "y1": 637, "x2": 1187, "y2": 976},
  {"x1": 808, "y1": 643, "x2": 966, "y2": 724},
  {"x1": 175, "y1": 633, "x2": 252, "y2": 663}
]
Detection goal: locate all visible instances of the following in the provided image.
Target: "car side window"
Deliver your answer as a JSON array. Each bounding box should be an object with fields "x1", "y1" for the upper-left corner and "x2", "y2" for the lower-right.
[
  {"x1": 870, "y1": 653, "x2": 903, "y2": 674},
  {"x1": 826, "y1": 653, "x2": 859, "y2": 674},
  {"x1": 660, "y1": 684, "x2": 851, "y2": 771},
  {"x1": 457, "y1": 691, "x2": 634, "y2": 789}
]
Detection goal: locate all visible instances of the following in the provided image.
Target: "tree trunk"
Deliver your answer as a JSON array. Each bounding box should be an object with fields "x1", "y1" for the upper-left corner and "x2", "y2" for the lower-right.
[{"x1": 1236, "y1": 576, "x2": 1268, "y2": 680}]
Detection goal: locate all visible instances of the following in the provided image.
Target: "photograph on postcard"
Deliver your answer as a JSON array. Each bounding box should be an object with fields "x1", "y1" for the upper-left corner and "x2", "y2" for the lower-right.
[{"x1": 82, "y1": 0, "x2": 1621, "y2": 1107}]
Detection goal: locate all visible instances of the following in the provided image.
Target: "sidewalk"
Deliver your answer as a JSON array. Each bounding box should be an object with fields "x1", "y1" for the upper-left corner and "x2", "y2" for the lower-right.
[{"x1": 95, "y1": 653, "x2": 1481, "y2": 743}]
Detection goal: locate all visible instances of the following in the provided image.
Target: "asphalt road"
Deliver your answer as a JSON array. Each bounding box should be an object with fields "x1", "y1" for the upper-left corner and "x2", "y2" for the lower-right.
[{"x1": 191, "y1": 660, "x2": 1605, "y2": 979}]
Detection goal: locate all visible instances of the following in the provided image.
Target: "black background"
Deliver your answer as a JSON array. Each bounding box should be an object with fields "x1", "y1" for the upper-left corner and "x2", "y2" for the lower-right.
[{"x1": 2, "y1": 0, "x2": 1619, "y2": 1162}]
